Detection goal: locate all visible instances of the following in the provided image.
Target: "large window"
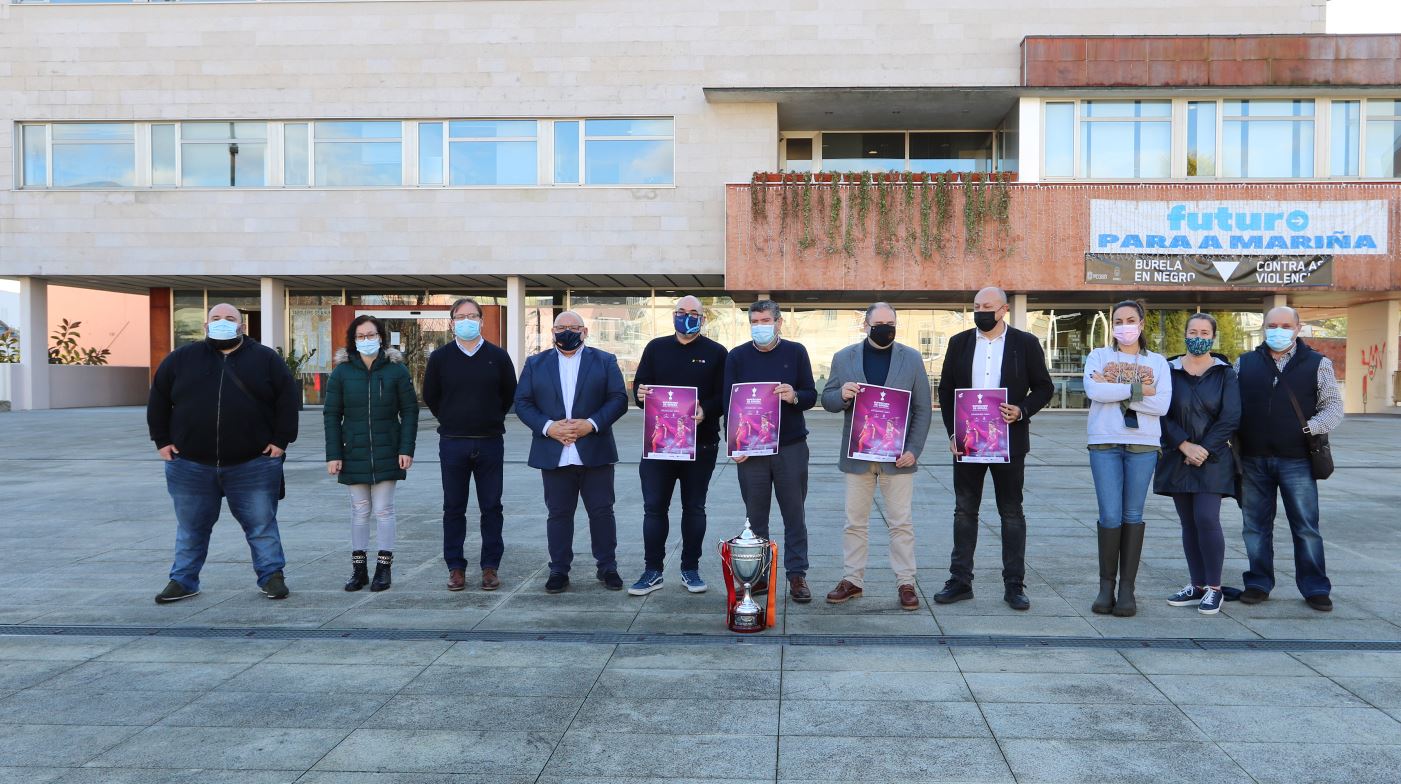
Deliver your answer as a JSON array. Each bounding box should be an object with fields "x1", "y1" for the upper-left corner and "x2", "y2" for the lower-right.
[
  {"x1": 312, "y1": 121, "x2": 403, "y2": 187},
  {"x1": 1186, "y1": 101, "x2": 1217, "y2": 177},
  {"x1": 1364, "y1": 99, "x2": 1401, "y2": 178},
  {"x1": 1079, "y1": 100, "x2": 1171, "y2": 178},
  {"x1": 821, "y1": 132, "x2": 905, "y2": 172},
  {"x1": 177, "y1": 122, "x2": 268, "y2": 187},
  {"x1": 1222, "y1": 99, "x2": 1315, "y2": 178},
  {"x1": 23, "y1": 123, "x2": 138, "y2": 188},
  {"x1": 1043, "y1": 102, "x2": 1075, "y2": 178},
  {"x1": 440, "y1": 120, "x2": 538, "y2": 186},
  {"x1": 909, "y1": 132, "x2": 993, "y2": 173},
  {"x1": 582, "y1": 119, "x2": 674, "y2": 185}
]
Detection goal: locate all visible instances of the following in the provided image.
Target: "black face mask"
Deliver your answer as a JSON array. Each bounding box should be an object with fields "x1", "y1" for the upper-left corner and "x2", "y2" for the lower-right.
[
  {"x1": 554, "y1": 330, "x2": 584, "y2": 352},
  {"x1": 207, "y1": 336, "x2": 243, "y2": 351},
  {"x1": 973, "y1": 311, "x2": 999, "y2": 333},
  {"x1": 868, "y1": 324, "x2": 896, "y2": 348}
]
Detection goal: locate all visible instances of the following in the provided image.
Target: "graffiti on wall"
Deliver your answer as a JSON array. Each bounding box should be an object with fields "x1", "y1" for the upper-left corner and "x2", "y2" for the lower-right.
[{"x1": 1360, "y1": 342, "x2": 1389, "y2": 410}]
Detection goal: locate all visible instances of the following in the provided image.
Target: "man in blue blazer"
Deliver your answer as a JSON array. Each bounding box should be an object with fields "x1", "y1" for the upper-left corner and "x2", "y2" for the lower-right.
[{"x1": 514, "y1": 310, "x2": 630, "y2": 593}]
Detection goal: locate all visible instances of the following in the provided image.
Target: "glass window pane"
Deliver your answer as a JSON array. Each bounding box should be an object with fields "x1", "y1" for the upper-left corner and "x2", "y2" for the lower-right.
[
  {"x1": 1331, "y1": 100, "x2": 1361, "y2": 177},
  {"x1": 22, "y1": 126, "x2": 47, "y2": 187},
  {"x1": 52, "y1": 143, "x2": 135, "y2": 187},
  {"x1": 233, "y1": 122, "x2": 267, "y2": 140},
  {"x1": 314, "y1": 121, "x2": 402, "y2": 140},
  {"x1": 1043, "y1": 102, "x2": 1074, "y2": 177},
  {"x1": 180, "y1": 141, "x2": 265, "y2": 187},
  {"x1": 178, "y1": 121, "x2": 268, "y2": 141},
  {"x1": 152, "y1": 124, "x2": 177, "y2": 186},
  {"x1": 584, "y1": 119, "x2": 673, "y2": 137},
  {"x1": 584, "y1": 139, "x2": 674, "y2": 184},
  {"x1": 233, "y1": 142, "x2": 266, "y2": 186},
  {"x1": 908, "y1": 132, "x2": 993, "y2": 173},
  {"x1": 1082, "y1": 100, "x2": 1171, "y2": 118},
  {"x1": 1187, "y1": 101, "x2": 1216, "y2": 177},
  {"x1": 1224, "y1": 99, "x2": 1314, "y2": 117},
  {"x1": 315, "y1": 141, "x2": 403, "y2": 186},
  {"x1": 448, "y1": 120, "x2": 537, "y2": 138},
  {"x1": 1364, "y1": 119, "x2": 1401, "y2": 177},
  {"x1": 554, "y1": 120, "x2": 580, "y2": 184},
  {"x1": 1222, "y1": 119, "x2": 1315, "y2": 177},
  {"x1": 284, "y1": 123, "x2": 309, "y2": 186},
  {"x1": 1081, "y1": 119, "x2": 1170, "y2": 178},
  {"x1": 172, "y1": 290, "x2": 207, "y2": 349},
  {"x1": 1366, "y1": 99, "x2": 1401, "y2": 118},
  {"x1": 448, "y1": 141, "x2": 537, "y2": 185},
  {"x1": 51, "y1": 123, "x2": 134, "y2": 141},
  {"x1": 418, "y1": 122, "x2": 444, "y2": 185},
  {"x1": 820, "y1": 132, "x2": 904, "y2": 172}
]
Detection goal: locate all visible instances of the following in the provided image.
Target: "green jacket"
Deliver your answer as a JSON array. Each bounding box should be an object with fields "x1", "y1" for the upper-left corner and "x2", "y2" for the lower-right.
[{"x1": 323, "y1": 348, "x2": 419, "y2": 485}]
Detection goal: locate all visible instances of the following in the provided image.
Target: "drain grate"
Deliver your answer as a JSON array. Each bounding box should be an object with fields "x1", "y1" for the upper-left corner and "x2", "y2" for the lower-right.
[{"x1": 5, "y1": 623, "x2": 1401, "y2": 653}]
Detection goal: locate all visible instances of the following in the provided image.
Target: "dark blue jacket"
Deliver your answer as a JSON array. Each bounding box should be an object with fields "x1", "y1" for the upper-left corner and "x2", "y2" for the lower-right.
[
  {"x1": 514, "y1": 346, "x2": 629, "y2": 470},
  {"x1": 1154, "y1": 354, "x2": 1241, "y2": 499}
]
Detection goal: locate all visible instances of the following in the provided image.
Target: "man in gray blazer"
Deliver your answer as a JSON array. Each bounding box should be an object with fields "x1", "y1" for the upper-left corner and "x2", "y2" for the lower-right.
[{"x1": 820, "y1": 303, "x2": 933, "y2": 610}]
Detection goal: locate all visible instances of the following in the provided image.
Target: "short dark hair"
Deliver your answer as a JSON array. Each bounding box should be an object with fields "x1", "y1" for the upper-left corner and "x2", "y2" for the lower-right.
[
  {"x1": 346, "y1": 315, "x2": 388, "y2": 360},
  {"x1": 1111, "y1": 299, "x2": 1149, "y2": 351},
  {"x1": 749, "y1": 299, "x2": 781, "y2": 320},
  {"x1": 864, "y1": 302, "x2": 896, "y2": 323},
  {"x1": 1186, "y1": 312, "x2": 1217, "y2": 337},
  {"x1": 450, "y1": 297, "x2": 482, "y2": 319}
]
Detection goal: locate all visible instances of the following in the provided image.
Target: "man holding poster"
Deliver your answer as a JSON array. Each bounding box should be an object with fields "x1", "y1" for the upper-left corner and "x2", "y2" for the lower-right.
[
  {"x1": 937, "y1": 287, "x2": 1054, "y2": 611},
  {"x1": 723, "y1": 300, "x2": 818, "y2": 602},
  {"x1": 628, "y1": 296, "x2": 728, "y2": 596},
  {"x1": 821, "y1": 303, "x2": 932, "y2": 610}
]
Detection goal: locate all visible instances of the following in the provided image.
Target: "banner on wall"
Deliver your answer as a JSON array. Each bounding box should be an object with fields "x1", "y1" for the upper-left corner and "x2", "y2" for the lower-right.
[
  {"x1": 1090, "y1": 200, "x2": 1387, "y2": 256},
  {"x1": 1085, "y1": 253, "x2": 1334, "y2": 287}
]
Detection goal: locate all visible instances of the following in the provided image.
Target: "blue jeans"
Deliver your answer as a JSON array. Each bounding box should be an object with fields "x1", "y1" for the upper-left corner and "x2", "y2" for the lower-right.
[
  {"x1": 1241, "y1": 456, "x2": 1330, "y2": 598},
  {"x1": 165, "y1": 454, "x2": 287, "y2": 592},
  {"x1": 440, "y1": 436, "x2": 506, "y2": 571},
  {"x1": 1088, "y1": 447, "x2": 1158, "y2": 529}
]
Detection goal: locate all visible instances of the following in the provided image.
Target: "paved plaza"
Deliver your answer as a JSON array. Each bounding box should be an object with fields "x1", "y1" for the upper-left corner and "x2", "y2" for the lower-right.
[{"x1": 1, "y1": 406, "x2": 1400, "y2": 782}]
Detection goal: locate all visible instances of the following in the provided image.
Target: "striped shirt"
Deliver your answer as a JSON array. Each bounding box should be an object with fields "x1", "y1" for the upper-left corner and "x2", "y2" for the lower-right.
[{"x1": 1233, "y1": 350, "x2": 1344, "y2": 436}]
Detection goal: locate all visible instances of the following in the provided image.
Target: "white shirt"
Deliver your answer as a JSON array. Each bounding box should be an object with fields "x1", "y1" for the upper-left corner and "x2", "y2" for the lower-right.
[
  {"x1": 455, "y1": 337, "x2": 483, "y2": 357},
  {"x1": 542, "y1": 349, "x2": 596, "y2": 467},
  {"x1": 971, "y1": 327, "x2": 1006, "y2": 389}
]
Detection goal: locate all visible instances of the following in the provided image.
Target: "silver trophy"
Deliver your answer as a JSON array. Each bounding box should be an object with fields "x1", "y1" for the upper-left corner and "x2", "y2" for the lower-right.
[{"x1": 721, "y1": 520, "x2": 773, "y2": 632}]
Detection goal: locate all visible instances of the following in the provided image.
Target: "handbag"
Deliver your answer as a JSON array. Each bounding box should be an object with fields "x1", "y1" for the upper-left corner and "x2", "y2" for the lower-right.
[{"x1": 1267, "y1": 362, "x2": 1334, "y2": 481}]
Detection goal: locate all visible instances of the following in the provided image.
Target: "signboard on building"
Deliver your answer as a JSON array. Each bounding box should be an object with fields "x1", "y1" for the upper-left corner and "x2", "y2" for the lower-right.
[
  {"x1": 1090, "y1": 200, "x2": 1387, "y2": 256},
  {"x1": 1085, "y1": 253, "x2": 1333, "y2": 287}
]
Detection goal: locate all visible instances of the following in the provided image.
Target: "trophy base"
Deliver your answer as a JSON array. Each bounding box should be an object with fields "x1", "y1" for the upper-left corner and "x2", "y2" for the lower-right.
[{"x1": 727, "y1": 609, "x2": 765, "y2": 634}]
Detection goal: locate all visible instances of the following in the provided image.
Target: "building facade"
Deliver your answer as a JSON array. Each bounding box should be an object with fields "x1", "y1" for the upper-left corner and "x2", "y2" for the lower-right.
[{"x1": 2, "y1": 0, "x2": 1397, "y2": 411}]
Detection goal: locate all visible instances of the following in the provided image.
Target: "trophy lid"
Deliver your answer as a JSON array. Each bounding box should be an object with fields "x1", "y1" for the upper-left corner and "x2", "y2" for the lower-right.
[{"x1": 731, "y1": 519, "x2": 765, "y2": 547}]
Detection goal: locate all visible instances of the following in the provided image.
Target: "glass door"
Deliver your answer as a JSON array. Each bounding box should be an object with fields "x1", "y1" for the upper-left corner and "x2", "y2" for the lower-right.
[{"x1": 357, "y1": 308, "x2": 452, "y2": 403}]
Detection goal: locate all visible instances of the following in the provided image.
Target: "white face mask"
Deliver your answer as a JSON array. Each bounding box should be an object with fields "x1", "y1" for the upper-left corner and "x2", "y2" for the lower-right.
[
  {"x1": 355, "y1": 338, "x2": 381, "y2": 356},
  {"x1": 207, "y1": 320, "x2": 239, "y2": 341}
]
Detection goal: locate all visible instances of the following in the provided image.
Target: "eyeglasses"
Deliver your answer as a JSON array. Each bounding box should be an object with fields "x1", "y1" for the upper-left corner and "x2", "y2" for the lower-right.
[
  {"x1": 552, "y1": 325, "x2": 585, "y2": 334},
  {"x1": 354, "y1": 333, "x2": 380, "y2": 341},
  {"x1": 450, "y1": 313, "x2": 482, "y2": 322},
  {"x1": 673, "y1": 310, "x2": 702, "y2": 318}
]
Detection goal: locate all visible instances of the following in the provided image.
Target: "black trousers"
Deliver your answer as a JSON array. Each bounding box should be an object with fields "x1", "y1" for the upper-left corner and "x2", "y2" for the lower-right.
[
  {"x1": 640, "y1": 442, "x2": 719, "y2": 571},
  {"x1": 950, "y1": 455, "x2": 1026, "y2": 588},
  {"x1": 736, "y1": 439, "x2": 809, "y2": 577},
  {"x1": 542, "y1": 464, "x2": 618, "y2": 576}
]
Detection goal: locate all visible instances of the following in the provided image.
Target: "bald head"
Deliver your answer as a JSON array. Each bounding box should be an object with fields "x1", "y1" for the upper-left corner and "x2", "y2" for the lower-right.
[
  {"x1": 974, "y1": 287, "x2": 1008, "y2": 308},
  {"x1": 675, "y1": 295, "x2": 702, "y2": 313},
  {"x1": 1264, "y1": 306, "x2": 1301, "y2": 328},
  {"x1": 208, "y1": 303, "x2": 242, "y2": 324},
  {"x1": 554, "y1": 310, "x2": 584, "y2": 329}
]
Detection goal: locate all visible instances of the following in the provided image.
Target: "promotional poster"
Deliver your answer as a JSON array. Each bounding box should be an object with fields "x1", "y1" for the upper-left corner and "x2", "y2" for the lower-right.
[
  {"x1": 643, "y1": 385, "x2": 699, "y2": 461},
  {"x1": 954, "y1": 387, "x2": 1011, "y2": 464},
  {"x1": 847, "y1": 384, "x2": 912, "y2": 462},
  {"x1": 727, "y1": 382, "x2": 781, "y2": 457}
]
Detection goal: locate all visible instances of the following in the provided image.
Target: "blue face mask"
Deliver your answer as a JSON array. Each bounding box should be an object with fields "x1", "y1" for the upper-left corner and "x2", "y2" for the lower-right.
[
  {"x1": 674, "y1": 313, "x2": 702, "y2": 336},
  {"x1": 750, "y1": 324, "x2": 776, "y2": 345},
  {"x1": 1264, "y1": 327, "x2": 1295, "y2": 352},
  {"x1": 453, "y1": 318, "x2": 481, "y2": 342},
  {"x1": 355, "y1": 338, "x2": 381, "y2": 356},
  {"x1": 207, "y1": 320, "x2": 239, "y2": 341},
  {"x1": 1184, "y1": 336, "x2": 1213, "y2": 356}
]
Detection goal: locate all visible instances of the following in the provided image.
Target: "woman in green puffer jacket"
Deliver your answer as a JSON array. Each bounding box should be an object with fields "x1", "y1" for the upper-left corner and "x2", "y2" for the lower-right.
[{"x1": 324, "y1": 315, "x2": 419, "y2": 592}]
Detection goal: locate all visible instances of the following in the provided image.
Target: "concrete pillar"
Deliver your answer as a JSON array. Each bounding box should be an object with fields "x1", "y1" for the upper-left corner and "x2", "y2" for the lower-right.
[
  {"x1": 1263, "y1": 293, "x2": 1288, "y2": 314},
  {"x1": 1344, "y1": 298, "x2": 1400, "y2": 414},
  {"x1": 1010, "y1": 292, "x2": 1029, "y2": 330},
  {"x1": 259, "y1": 277, "x2": 287, "y2": 352},
  {"x1": 505, "y1": 275, "x2": 526, "y2": 377},
  {"x1": 17, "y1": 277, "x2": 50, "y2": 410}
]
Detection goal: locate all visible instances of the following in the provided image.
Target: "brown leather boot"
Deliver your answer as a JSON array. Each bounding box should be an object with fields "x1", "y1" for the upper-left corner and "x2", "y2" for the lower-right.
[
  {"x1": 825, "y1": 579, "x2": 863, "y2": 604},
  {"x1": 447, "y1": 569, "x2": 466, "y2": 592},
  {"x1": 481, "y1": 568, "x2": 500, "y2": 591},
  {"x1": 788, "y1": 575, "x2": 812, "y2": 603}
]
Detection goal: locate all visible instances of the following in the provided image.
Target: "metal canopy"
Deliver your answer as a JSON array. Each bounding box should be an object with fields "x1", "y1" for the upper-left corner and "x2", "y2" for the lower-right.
[{"x1": 703, "y1": 86, "x2": 1022, "y2": 130}]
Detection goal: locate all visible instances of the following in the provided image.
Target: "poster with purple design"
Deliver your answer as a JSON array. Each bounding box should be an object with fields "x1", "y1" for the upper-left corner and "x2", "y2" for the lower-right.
[
  {"x1": 954, "y1": 387, "x2": 1011, "y2": 464},
  {"x1": 727, "y1": 382, "x2": 781, "y2": 458},
  {"x1": 847, "y1": 384, "x2": 912, "y2": 462},
  {"x1": 643, "y1": 385, "x2": 698, "y2": 461}
]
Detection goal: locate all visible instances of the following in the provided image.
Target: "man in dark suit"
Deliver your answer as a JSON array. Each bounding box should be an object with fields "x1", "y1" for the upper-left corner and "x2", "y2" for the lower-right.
[
  {"x1": 935, "y1": 287, "x2": 1054, "y2": 611},
  {"x1": 514, "y1": 310, "x2": 630, "y2": 593}
]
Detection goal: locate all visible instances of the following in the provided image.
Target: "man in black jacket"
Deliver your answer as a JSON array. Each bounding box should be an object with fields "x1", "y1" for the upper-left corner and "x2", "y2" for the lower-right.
[
  {"x1": 423, "y1": 297, "x2": 518, "y2": 592},
  {"x1": 935, "y1": 287, "x2": 1054, "y2": 610},
  {"x1": 147, "y1": 303, "x2": 300, "y2": 604}
]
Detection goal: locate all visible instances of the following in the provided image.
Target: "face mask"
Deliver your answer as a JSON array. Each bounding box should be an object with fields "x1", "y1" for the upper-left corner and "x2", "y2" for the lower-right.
[
  {"x1": 554, "y1": 329, "x2": 584, "y2": 352},
  {"x1": 207, "y1": 320, "x2": 239, "y2": 341},
  {"x1": 1112, "y1": 323, "x2": 1141, "y2": 347},
  {"x1": 868, "y1": 324, "x2": 896, "y2": 348},
  {"x1": 973, "y1": 311, "x2": 998, "y2": 333},
  {"x1": 750, "y1": 324, "x2": 776, "y2": 346},
  {"x1": 673, "y1": 313, "x2": 702, "y2": 336},
  {"x1": 1184, "y1": 336, "x2": 1213, "y2": 356},
  {"x1": 1265, "y1": 327, "x2": 1295, "y2": 352},
  {"x1": 453, "y1": 318, "x2": 481, "y2": 342},
  {"x1": 355, "y1": 338, "x2": 381, "y2": 356}
]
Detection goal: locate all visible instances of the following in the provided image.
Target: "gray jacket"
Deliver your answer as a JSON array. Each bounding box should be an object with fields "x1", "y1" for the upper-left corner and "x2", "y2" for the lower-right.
[{"x1": 821, "y1": 341, "x2": 933, "y2": 475}]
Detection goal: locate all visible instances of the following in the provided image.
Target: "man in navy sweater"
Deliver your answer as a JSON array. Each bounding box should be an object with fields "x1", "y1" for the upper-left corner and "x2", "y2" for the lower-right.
[
  {"x1": 627, "y1": 295, "x2": 728, "y2": 596},
  {"x1": 722, "y1": 299, "x2": 818, "y2": 602},
  {"x1": 423, "y1": 297, "x2": 517, "y2": 592}
]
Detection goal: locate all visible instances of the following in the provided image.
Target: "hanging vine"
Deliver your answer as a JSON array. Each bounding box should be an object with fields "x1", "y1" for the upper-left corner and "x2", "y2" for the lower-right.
[
  {"x1": 875, "y1": 175, "x2": 897, "y2": 258},
  {"x1": 962, "y1": 173, "x2": 987, "y2": 251},
  {"x1": 824, "y1": 173, "x2": 842, "y2": 254},
  {"x1": 933, "y1": 173, "x2": 952, "y2": 251},
  {"x1": 918, "y1": 177, "x2": 933, "y2": 258},
  {"x1": 797, "y1": 171, "x2": 816, "y2": 250}
]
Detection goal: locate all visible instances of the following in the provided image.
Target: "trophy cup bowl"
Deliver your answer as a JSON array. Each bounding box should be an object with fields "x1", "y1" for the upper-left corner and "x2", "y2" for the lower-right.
[{"x1": 721, "y1": 521, "x2": 772, "y2": 632}]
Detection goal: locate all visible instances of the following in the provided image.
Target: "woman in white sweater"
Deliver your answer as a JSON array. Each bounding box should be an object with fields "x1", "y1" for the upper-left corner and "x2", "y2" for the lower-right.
[{"x1": 1084, "y1": 300, "x2": 1172, "y2": 618}]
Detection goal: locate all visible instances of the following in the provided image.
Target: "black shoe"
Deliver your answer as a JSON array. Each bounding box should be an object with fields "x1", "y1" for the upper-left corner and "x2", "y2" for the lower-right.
[
  {"x1": 154, "y1": 580, "x2": 198, "y2": 604},
  {"x1": 597, "y1": 569, "x2": 623, "y2": 591},
  {"x1": 1239, "y1": 587, "x2": 1270, "y2": 605},
  {"x1": 1305, "y1": 594, "x2": 1333, "y2": 612},
  {"x1": 545, "y1": 573, "x2": 569, "y2": 593},
  {"x1": 261, "y1": 571, "x2": 289, "y2": 600},
  {"x1": 344, "y1": 551, "x2": 369, "y2": 592},
  {"x1": 369, "y1": 551, "x2": 393, "y2": 592},
  {"x1": 933, "y1": 580, "x2": 973, "y2": 604},
  {"x1": 1004, "y1": 587, "x2": 1030, "y2": 611}
]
